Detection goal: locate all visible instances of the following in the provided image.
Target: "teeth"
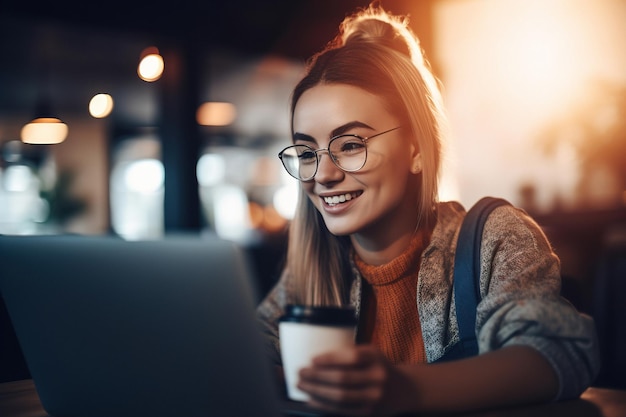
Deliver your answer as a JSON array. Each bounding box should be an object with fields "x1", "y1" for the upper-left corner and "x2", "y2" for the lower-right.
[{"x1": 324, "y1": 192, "x2": 357, "y2": 206}]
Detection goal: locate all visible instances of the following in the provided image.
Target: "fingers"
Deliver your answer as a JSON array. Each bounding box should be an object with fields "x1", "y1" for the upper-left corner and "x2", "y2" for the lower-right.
[
  {"x1": 300, "y1": 362, "x2": 386, "y2": 388},
  {"x1": 300, "y1": 375, "x2": 382, "y2": 417},
  {"x1": 297, "y1": 345, "x2": 389, "y2": 416},
  {"x1": 311, "y1": 344, "x2": 381, "y2": 367},
  {"x1": 306, "y1": 385, "x2": 381, "y2": 417}
]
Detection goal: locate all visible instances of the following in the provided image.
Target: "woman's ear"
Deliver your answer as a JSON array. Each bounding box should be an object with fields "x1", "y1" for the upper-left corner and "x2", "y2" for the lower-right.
[{"x1": 411, "y1": 152, "x2": 423, "y2": 174}]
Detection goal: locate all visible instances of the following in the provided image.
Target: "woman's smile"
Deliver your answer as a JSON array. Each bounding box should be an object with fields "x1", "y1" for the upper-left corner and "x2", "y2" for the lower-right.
[{"x1": 322, "y1": 191, "x2": 362, "y2": 207}]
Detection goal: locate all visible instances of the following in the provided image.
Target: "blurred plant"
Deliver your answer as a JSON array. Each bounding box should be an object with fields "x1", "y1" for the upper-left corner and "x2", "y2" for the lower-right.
[{"x1": 39, "y1": 169, "x2": 86, "y2": 225}]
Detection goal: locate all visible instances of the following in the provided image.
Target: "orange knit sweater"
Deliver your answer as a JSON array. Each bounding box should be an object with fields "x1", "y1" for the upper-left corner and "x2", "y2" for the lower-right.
[{"x1": 354, "y1": 232, "x2": 427, "y2": 364}]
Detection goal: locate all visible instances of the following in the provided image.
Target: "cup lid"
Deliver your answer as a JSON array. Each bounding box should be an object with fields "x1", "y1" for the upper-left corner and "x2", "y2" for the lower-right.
[{"x1": 279, "y1": 304, "x2": 357, "y2": 326}]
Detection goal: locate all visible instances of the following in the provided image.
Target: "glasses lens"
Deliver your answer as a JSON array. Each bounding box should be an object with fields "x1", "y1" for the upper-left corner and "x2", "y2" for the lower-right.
[
  {"x1": 329, "y1": 135, "x2": 367, "y2": 171},
  {"x1": 280, "y1": 145, "x2": 317, "y2": 180}
]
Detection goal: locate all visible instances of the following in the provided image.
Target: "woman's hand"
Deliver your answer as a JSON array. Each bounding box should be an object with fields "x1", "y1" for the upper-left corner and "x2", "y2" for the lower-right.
[
  {"x1": 297, "y1": 344, "x2": 558, "y2": 416},
  {"x1": 297, "y1": 345, "x2": 416, "y2": 416}
]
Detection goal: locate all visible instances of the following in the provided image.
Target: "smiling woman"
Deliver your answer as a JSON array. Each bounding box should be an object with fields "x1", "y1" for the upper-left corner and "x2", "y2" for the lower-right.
[{"x1": 256, "y1": 3, "x2": 599, "y2": 416}]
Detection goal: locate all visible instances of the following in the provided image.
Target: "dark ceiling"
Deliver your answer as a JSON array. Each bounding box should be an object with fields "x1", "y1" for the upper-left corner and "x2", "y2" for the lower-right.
[
  {"x1": 2, "y1": 1, "x2": 397, "y2": 60},
  {"x1": 0, "y1": 1, "x2": 430, "y2": 127}
]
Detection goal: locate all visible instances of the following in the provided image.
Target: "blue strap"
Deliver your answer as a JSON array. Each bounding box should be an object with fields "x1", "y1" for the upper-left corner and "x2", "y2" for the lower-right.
[{"x1": 452, "y1": 197, "x2": 510, "y2": 358}]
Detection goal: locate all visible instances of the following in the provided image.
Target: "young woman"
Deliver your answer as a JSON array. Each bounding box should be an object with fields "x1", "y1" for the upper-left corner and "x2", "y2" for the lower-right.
[{"x1": 257, "y1": 4, "x2": 599, "y2": 416}]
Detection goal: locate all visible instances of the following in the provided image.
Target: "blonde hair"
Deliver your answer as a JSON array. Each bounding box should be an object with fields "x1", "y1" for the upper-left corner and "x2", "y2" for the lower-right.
[{"x1": 286, "y1": 3, "x2": 448, "y2": 306}]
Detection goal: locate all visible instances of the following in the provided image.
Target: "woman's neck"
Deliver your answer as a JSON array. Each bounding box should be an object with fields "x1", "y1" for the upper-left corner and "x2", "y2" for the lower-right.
[
  {"x1": 349, "y1": 189, "x2": 430, "y2": 265},
  {"x1": 351, "y1": 218, "x2": 429, "y2": 266}
]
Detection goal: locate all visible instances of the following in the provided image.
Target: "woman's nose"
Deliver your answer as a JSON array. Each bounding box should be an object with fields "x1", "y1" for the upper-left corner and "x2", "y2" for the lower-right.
[{"x1": 314, "y1": 152, "x2": 344, "y2": 183}]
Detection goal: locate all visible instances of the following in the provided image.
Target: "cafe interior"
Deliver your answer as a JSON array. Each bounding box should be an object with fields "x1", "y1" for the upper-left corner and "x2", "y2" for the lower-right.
[{"x1": 1, "y1": 0, "x2": 625, "y2": 411}]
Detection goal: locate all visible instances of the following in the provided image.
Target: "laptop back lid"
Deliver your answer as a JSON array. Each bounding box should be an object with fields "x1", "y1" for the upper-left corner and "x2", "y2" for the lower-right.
[{"x1": 0, "y1": 234, "x2": 282, "y2": 417}]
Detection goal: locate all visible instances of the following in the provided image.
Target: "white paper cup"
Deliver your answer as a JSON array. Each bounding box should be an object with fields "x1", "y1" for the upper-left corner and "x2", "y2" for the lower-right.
[{"x1": 279, "y1": 305, "x2": 357, "y2": 402}]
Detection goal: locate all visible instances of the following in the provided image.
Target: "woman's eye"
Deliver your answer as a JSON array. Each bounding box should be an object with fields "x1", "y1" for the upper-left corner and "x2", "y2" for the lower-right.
[
  {"x1": 299, "y1": 150, "x2": 316, "y2": 161},
  {"x1": 339, "y1": 140, "x2": 365, "y2": 153}
]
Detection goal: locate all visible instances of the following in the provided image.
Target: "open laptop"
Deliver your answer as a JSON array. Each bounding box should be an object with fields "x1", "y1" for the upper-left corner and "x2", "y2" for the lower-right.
[{"x1": 0, "y1": 234, "x2": 322, "y2": 417}]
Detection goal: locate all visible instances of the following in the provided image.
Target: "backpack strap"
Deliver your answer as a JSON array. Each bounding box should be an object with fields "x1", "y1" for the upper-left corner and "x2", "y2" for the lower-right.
[{"x1": 453, "y1": 197, "x2": 510, "y2": 357}]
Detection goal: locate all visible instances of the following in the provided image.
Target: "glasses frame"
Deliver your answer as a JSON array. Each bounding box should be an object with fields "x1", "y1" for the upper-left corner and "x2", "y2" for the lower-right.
[{"x1": 278, "y1": 126, "x2": 402, "y2": 181}]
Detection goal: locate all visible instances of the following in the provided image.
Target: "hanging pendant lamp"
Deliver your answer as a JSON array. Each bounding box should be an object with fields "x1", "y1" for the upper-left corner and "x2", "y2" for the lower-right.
[{"x1": 20, "y1": 97, "x2": 68, "y2": 145}]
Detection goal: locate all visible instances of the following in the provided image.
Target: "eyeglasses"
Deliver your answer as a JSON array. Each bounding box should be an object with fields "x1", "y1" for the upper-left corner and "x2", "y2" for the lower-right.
[{"x1": 278, "y1": 126, "x2": 401, "y2": 181}]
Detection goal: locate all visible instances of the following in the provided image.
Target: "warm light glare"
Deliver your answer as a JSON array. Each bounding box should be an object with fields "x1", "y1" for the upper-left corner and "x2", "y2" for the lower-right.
[
  {"x1": 20, "y1": 118, "x2": 68, "y2": 144},
  {"x1": 196, "y1": 102, "x2": 237, "y2": 126},
  {"x1": 138, "y1": 53, "x2": 164, "y2": 82},
  {"x1": 89, "y1": 93, "x2": 114, "y2": 118},
  {"x1": 247, "y1": 202, "x2": 287, "y2": 233},
  {"x1": 262, "y1": 205, "x2": 287, "y2": 232},
  {"x1": 434, "y1": 0, "x2": 626, "y2": 209},
  {"x1": 248, "y1": 201, "x2": 264, "y2": 229}
]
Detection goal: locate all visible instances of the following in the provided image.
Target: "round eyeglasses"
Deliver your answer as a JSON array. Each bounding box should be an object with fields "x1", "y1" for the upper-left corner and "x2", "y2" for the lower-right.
[{"x1": 278, "y1": 126, "x2": 401, "y2": 181}]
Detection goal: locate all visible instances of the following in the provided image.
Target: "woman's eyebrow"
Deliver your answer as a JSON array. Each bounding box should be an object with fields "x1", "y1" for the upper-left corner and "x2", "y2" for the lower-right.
[
  {"x1": 330, "y1": 121, "x2": 374, "y2": 137},
  {"x1": 292, "y1": 132, "x2": 315, "y2": 143},
  {"x1": 293, "y1": 121, "x2": 375, "y2": 143}
]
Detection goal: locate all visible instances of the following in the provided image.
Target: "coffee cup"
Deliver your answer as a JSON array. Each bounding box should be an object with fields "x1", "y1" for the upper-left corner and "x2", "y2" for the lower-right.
[{"x1": 279, "y1": 304, "x2": 357, "y2": 402}]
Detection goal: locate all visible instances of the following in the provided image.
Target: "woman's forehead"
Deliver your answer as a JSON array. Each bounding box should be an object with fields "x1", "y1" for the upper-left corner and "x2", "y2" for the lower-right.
[{"x1": 293, "y1": 84, "x2": 392, "y2": 133}]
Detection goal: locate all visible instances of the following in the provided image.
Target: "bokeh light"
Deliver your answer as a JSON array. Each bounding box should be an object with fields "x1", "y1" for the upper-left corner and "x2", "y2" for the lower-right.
[
  {"x1": 89, "y1": 93, "x2": 114, "y2": 118},
  {"x1": 123, "y1": 159, "x2": 164, "y2": 194},
  {"x1": 196, "y1": 102, "x2": 237, "y2": 126},
  {"x1": 137, "y1": 48, "x2": 164, "y2": 82}
]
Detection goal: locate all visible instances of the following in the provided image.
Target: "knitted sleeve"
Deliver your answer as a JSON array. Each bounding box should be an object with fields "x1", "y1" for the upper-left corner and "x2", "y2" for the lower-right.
[
  {"x1": 475, "y1": 205, "x2": 600, "y2": 401},
  {"x1": 256, "y1": 269, "x2": 294, "y2": 366}
]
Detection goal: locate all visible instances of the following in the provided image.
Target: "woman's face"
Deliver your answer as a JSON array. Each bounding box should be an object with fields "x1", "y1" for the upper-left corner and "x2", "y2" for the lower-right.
[{"x1": 292, "y1": 83, "x2": 420, "y2": 238}]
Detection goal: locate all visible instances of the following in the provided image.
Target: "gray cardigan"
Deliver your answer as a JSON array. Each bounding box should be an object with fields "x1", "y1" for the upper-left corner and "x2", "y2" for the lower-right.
[{"x1": 257, "y1": 201, "x2": 600, "y2": 401}]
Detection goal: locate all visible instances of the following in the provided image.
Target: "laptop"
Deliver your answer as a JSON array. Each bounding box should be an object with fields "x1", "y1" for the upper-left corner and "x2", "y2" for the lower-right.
[{"x1": 0, "y1": 234, "x2": 322, "y2": 417}]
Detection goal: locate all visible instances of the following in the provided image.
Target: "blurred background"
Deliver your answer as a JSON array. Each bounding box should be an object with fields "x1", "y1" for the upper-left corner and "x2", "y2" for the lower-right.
[{"x1": 1, "y1": 0, "x2": 625, "y2": 386}]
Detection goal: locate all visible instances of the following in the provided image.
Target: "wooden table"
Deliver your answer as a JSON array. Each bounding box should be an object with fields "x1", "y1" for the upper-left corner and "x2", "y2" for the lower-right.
[{"x1": 1, "y1": 379, "x2": 625, "y2": 417}]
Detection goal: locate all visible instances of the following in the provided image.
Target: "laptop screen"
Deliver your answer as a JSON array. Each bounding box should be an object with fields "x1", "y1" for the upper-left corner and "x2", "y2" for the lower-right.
[{"x1": 0, "y1": 234, "x2": 285, "y2": 417}]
